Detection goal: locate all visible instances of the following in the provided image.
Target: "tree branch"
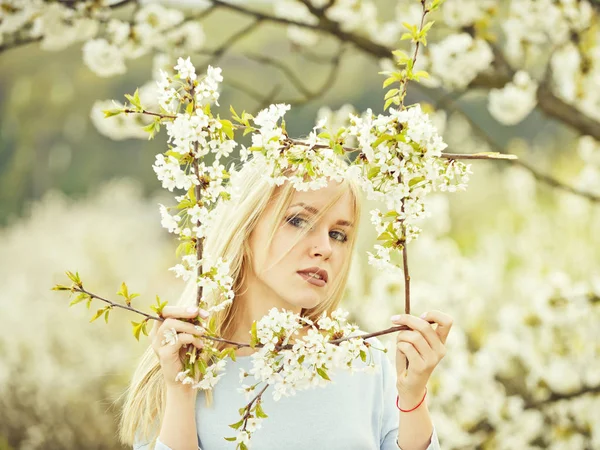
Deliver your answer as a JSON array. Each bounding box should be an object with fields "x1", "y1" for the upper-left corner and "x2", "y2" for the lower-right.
[{"x1": 413, "y1": 85, "x2": 600, "y2": 203}]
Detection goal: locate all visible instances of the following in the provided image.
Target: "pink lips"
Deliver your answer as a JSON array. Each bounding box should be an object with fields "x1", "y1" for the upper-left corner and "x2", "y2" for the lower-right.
[
  {"x1": 297, "y1": 272, "x2": 327, "y2": 287},
  {"x1": 297, "y1": 267, "x2": 328, "y2": 287}
]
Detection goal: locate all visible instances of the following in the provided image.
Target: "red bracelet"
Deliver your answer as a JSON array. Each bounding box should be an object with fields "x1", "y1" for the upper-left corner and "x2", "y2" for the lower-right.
[{"x1": 396, "y1": 387, "x2": 427, "y2": 412}]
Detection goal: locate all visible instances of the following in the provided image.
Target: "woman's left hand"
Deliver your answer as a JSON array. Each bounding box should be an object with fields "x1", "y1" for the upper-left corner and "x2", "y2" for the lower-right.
[{"x1": 390, "y1": 311, "x2": 453, "y2": 408}]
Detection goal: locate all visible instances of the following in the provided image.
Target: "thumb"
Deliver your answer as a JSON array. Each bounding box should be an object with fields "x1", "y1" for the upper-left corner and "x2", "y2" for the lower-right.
[{"x1": 395, "y1": 344, "x2": 408, "y2": 376}]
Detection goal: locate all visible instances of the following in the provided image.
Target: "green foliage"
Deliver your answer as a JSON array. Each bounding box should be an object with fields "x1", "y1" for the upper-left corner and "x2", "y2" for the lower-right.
[
  {"x1": 124, "y1": 88, "x2": 142, "y2": 111},
  {"x1": 116, "y1": 281, "x2": 140, "y2": 306},
  {"x1": 131, "y1": 319, "x2": 150, "y2": 341},
  {"x1": 149, "y1": 295, "x2": 169, "y2": 316},
  {"x1": 316, "y1": 367, "x2": 330, "y2": 381}
]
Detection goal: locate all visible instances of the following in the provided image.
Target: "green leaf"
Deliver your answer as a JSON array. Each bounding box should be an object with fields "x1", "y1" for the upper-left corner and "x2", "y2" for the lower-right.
[
  {"x1": 382, "y1": 76, "x2": 396, "y2": 88},
  {"x1": 250, "y1": 321, "x2": 258, "y2": 349},
  {"x1": 421, "y1": 20, "x2": 435, "y2": 34},
  {"x1": 367, "y1": 166, "x2": 380, "y2": 179},
  {"x1": 220, "y1": 119, "x2": 235, "y2": 140},
  {"x1": 372, "y1": 134, "x2": 394, "y2": 148},
  {"x1": 186, "y1": 102, "x2": 194, "y2": 115},
  {"x1": 104, "y1": 308, "x2": 111, "y2": 324},
  {"x1": 52, "y1": 284, "x2": 71, "y2": 291},
  {"x1": 255, "y1": 401, "x2": 268, "y2": 419},
  {"x1": 360, "y1": 349, "x2": 367, "y2": 362},
  {"x1": 413, "y1": 70, "x2": 430, "y2": 80},
  {"x1": 102, "y1": 108, "x2": 123, "y2": 118},
  {"x1": 240, "y1": 442, "x2": 248, "y2": 450},
  {"x1": 224, "y1": 437, "x2": 237, "y2": 442},
  {"x1": 150, "y1": 295, "x2": 168, "y2": 316},
  {"x1": 117, "y1": 282, "x2": 129, "y2": 299},
  {"x1": 384, "y1": 97, "x2": 395, "y2": 111},
  {"x1": 90, "y1": 307, "x2": 108, "y2": 323},
  {"x1": 384, "y1": 88, "x2": 399, "y2": 100},
  {"x1": 131, "y1": 320, "x2": 148, "y2": 341},
  {"x1": 69, "y1": 293, "x2": 88, "y2": 307},
  {"x1": 392, "y1": 50, "x2": 409, "y2": 60},
  {"x1": 66, "y1": 271, "x2": 81, "y2": 285},
  {"x1": 316, "y1": 367, "x2": 331, "y2": 381},
  {"x1": 400, "y1": 32, "x2": 413, "y2": 41},
  {"x1": 317, "y1": 132, "x2": 331, "y2": 140},
  {"x1": 409, "y1": 176, "x2": 426, "y2": 187},
  {"x1": 377, "y1": 232, "x2": 394, "y2": 241},
  {"x1": 124, "y1": 88, "x2": 142, "y2": 110},
  {"x1": 228, "y1": 418, "x2": 245, "y2": 430}
]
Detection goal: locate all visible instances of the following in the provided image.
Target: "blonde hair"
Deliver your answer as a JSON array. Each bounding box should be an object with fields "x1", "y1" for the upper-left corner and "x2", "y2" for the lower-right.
[{"x1": 117, "y1": 157, "x2": 363, "y2": 448}]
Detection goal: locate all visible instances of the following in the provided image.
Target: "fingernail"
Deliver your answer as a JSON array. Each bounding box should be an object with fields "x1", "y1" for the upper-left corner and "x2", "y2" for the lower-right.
[
  {"x1": 390, "y1": 314, "x2": 402, "y2": 322},
  {"x1": 187, "y1": 306, "x2": 198, "y2": 314},
  {"x1": 420, "y1": 312, "x2": 427, "y2": 319},
  {"x1": 195, "y1": 325, "x2": 204, "y2": 334},
  {"x1": 199, "y1": 309, "x2": 210, "y2": 319}
]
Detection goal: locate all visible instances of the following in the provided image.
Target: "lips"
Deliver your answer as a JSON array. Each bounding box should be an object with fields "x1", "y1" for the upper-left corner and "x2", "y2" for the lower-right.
[{"x1": 296, "y1": 267, "x2": 328, "y2": 283}]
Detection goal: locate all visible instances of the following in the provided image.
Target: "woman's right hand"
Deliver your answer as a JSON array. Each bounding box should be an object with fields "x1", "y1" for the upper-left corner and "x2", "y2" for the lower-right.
[{"x1": 149, "y1": 305, "x2": 209, "y2": 388}]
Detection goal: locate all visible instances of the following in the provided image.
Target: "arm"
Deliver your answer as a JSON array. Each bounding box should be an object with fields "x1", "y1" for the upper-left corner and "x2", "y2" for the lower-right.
[
  {"x1": 133, "y1": 385, "x2": 200, "y2": 450},
  {"x1": 157, "y1": 385, "x2": 199, "y2": 450},
  {"x1": 395, "y1": 389, "x2": 435, "y2": 450}
]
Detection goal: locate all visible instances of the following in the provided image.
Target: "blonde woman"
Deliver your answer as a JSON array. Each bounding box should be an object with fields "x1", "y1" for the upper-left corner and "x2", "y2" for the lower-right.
[{"x1": 119, "y1": 159, "x2": 451, "y2": 449}]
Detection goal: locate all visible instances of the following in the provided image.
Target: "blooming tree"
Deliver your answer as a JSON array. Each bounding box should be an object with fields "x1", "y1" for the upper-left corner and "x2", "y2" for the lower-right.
[{"x1": 2, "y1": 0, "x2": 599, "y2": 448}]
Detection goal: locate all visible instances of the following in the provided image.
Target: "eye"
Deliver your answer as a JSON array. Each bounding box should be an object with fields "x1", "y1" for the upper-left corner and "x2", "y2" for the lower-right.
[{"x1": 284, "y1": 215, "x2": 348, "y2": 243}]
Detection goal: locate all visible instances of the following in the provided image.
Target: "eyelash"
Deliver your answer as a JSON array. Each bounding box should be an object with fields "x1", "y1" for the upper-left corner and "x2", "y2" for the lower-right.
[{"x1": 285, "y1": 215, "x2": 348, "y2": 243}]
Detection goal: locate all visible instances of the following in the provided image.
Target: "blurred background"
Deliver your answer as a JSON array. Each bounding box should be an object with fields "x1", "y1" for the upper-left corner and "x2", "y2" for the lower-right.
[{"x1": 1, "y1": 0, "x2": 599, "y2": 449}]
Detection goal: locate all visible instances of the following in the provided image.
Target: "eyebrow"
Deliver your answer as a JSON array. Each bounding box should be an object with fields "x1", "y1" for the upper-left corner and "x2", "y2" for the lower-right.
[{"x1": 289, "y1": 202, "x2": 354, "y2": 227}]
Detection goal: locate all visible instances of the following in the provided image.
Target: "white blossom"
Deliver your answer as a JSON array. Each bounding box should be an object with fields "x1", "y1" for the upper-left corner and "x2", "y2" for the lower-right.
[{"x1": 488, "y1": 71, "x2": 538, "y2": 125}]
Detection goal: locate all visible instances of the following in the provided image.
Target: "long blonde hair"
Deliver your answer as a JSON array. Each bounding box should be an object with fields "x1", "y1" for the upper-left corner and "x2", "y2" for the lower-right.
[{"x1": 118, "y1": 157, "x2": 363, "y2": 448}]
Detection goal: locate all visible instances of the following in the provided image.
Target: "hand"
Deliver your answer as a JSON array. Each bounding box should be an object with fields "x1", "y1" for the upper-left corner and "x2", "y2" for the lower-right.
[
  {"x1": 149, "y1": 305, "x2": 209, "y2": 388},
  {"x1": 390, "y1": 311, "x2": 453, "y2": 407}
]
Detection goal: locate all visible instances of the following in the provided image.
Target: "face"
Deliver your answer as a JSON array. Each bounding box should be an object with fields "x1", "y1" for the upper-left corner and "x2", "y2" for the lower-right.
[{"x1": 245, "y1": 179, "x2": 355, "y2": 314}]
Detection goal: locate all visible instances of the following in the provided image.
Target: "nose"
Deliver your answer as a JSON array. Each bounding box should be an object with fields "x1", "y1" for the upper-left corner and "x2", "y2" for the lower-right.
[{"x1": 308, "y1": 226, "x2": 332, "y2": 259}]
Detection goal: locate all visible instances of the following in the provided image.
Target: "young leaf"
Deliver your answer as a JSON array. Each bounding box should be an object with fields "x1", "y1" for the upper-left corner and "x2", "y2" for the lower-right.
[
  {"x1": 316, "y1": 367, "x2": 331, "y2": 381},
  {"x1": 103, "y1": 108, "x2": 123, "y2": 118},
  {"x1": 69, "y1": 292, "x2": 88, "y2": 307},
  {"x1": 250, "y1": 321, "x2": 258, "y2": 349},
  {"x1": 255, "y1": 401, "x2": 268, "y2": 419},
  {"x1": 90, "y1": 307, "x2": 108, "y2": 323},
  {"x1": 228, "y1": 418, "x2": 245, "y2": 430},
  {"x1": 131, "y1": 321, "x2": 145, "y2": 341},
  {"x1": 224, "y1": 437, "x2": 237, "y2": 442}
]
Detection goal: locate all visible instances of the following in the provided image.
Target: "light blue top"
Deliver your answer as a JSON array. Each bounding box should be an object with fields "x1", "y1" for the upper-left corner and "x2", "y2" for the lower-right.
[{"x1": 134, "y1": 336, "x2": 441, "y2": 450}]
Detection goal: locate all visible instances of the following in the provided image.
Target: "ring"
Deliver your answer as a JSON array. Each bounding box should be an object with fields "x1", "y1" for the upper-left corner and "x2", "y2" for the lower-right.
[{"x1": 161, "y1": 328, "x2": 178, "y2": 346}]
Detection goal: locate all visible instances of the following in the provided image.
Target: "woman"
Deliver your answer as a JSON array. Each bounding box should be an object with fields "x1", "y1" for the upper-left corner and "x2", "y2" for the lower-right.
[{"x1": 119, "y1": 158, "x2": 451, "y2": 449}]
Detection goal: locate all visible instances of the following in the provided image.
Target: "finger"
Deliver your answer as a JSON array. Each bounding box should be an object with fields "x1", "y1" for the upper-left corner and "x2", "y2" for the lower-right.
[
  {"x1": 149, "y1": 318, "x2": 161, "y2": 340},
  {"x1": 161, "y1": 305, "x2": 210, "y2": 320},
  {"x1": 420, "y1": 310, "x2": 453, "y2": 345},
  {"x1": 177, "y1": 333, "x2": 205, "y2": 350},
  {"x1": 159, "y1": 318, "x2": 206, "y2": 338},
  {"x1": 396, "y1": 341, "x2": 426, "y2": 373},
  {"x1": 397, "y1": 330, "x2": 436, "y2": 367},
  {"x1": 158, "y1": 332, "x2": 203, "y2": 355},
  {"x1": 391, "y1": 313, "x2": 445, "y2": 355}
]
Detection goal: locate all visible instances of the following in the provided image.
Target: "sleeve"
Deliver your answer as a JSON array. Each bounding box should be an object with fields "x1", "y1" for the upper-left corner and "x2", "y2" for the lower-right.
[
  {"x1": 134, "y1": 437, "x2": 202, "y2": 450},
  {"x1": 377, "y1": 339, "x2": 441, "y2": 450},
  {"x1": 133, "y1": 437, "x2": 173, "y2": 450}
]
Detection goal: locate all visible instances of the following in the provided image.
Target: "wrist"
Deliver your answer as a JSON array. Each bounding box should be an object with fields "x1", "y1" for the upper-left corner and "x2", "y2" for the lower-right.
[
  {"x1": 396, "y1": 386, "x2": 427, "y2": 410},
  {"x1": 166, "y1": 382, "x2": 195, "y2": 400}
]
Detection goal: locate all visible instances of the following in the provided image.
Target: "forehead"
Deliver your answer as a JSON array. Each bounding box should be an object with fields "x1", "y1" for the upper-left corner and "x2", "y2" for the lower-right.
[{"x1": 288, "y1": 183, "x2": 354, "y2": 221}]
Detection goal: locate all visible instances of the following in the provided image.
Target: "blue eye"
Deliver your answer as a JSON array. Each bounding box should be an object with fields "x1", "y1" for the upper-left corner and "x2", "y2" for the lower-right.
[{"x1": 285, "y1": 216, "x2": 348, "y2": 243}]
